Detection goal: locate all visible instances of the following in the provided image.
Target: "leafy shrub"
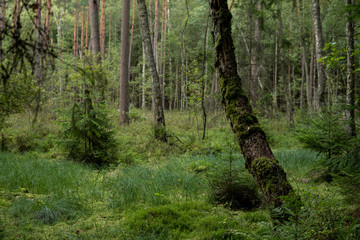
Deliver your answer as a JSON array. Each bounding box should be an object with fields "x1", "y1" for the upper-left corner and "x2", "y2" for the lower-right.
[{"x1": 208, "y1": 151, "x2": 262, "y2": 210}]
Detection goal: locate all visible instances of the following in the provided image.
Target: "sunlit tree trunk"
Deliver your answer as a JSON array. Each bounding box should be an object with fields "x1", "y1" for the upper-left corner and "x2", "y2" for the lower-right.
[
  {"x1": 210, "y1": 0, "x2": 294, "y2": 221},
  {"x1": 137, "y1": 0, "x2": 167, "y2": 142},
  {"x1": 100, "y1": 0, "x2": 105, "y2": 60}
]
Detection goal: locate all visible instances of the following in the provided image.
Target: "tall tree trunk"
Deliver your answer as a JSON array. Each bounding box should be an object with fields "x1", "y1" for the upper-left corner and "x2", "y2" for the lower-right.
[
  {"x1": 154, "y1": 0, "x2": 159, "y2": 69},
  {"x1": 33, "y1": 0, "x2": 43, "y2": 125},
  {"x1": 100, "y1": 0, "x2": 106, "y2": 60},
  {"x1": 311, "y1": 0, "x2": 326, "y2": 111},
  {"x1": 160, "y1": 0, "x2": 167, "y2": 110},
  {"x1": 142, "y1": 41, "x2": 146, "y2": 109},
  {"x1": 210, "y1": 0, "x2": 294, "y2": 220},
  {"x1": 345, "y1": 0, "x2": 356, "y2": 136},
  {"x1": 201, "y1": 13, "x2": 210, "y2": 140},
  {"x1": 119, "y1": 0, "x2": 130, "y2": 125},
  {"x1": 181, "y1": 0, "x2": 190, "y2": 110},
  {"x1": 81, "y1": 8, "x2": 85, "y2": 59},
  {"x1": 308, "y1": 41, "x2": 315, "y2": 112},
  {"x1": 108, "y1": 11, "x2": 111, "y2": 57},
  {"x1": 89, "y1": 0, "x2": 101, "y2": 64},
  {"x1": 250, "y1": 0, "x2": 262, "y2": 104},
  {"x1": 86, "y1": 7, "x2": 89, "y2": 50},
  {"x1": 273, "y1": 31, "x2": 278, "y2": 110},
  {"x1": 128, "y1": 0, "x2": 136, "y2": 77},
  {"x1": 0, "y1": 0, "x2": 5, "y2": 63},
  {"x1": 137, "y1": 0, "x2": 167, "y2": 142},
  {"x1": 74, "y1": 0, "x2": 78, "y2": 60},
  {"x1": 175, "y1": 63, "x2": 179, "y2": 109}
]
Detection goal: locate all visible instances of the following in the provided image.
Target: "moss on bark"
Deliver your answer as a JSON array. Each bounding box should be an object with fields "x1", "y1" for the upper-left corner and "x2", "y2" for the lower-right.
[{"x1": 210, "y1": 0, "x2": 297, "y2": 222}]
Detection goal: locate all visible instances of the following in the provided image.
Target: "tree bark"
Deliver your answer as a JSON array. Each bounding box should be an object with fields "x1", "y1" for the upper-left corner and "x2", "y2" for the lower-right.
[
  {"x1": 311, "y1": 0, "x2": 326, "y2": 112},
  {"x1": 86, "y1": 7, "x2": 89, "y2": 50},
  {"x1": 74, "y1": 0, "x2": 78, "y2": 60},
  {"x1": 154, "y1": 0, "x2": 159, "y2": 69},
  {"x1": 210, "y1": 0, "x2": 293, "y2": 220},
  {"x1": 308, "y1": 41, "x2": 315, "y2": 112},
  {"x1": 137, "y1": 0, "x2": 167, "y2": 142},
  {"x1": 345, "y1": 0, "x2": 356, "y2": 137},
  {"x1": 250, "y1": 0, "x2": 262, "y2": 104},
  {"x1": 81, "y1": 8, "x2": 85, "y2": 59},
  {"x1": 142, "y1": 41, "x2": 146, "y2": 110},
  {"x1": 33, "y1": 0, "x2": 43, "y2": 125},
  {"x1": 100, "y1": 0, "x2": 105, "y2": 60},
  {"x1": 89, "y1": 0, "x2": 101, "y2": 64},
  {"x1": 119, "y1": 0, "x2": 130, "y2": 125},
  {"x1": 0, "y1": 0, "x2": 5, "y2": 63}
]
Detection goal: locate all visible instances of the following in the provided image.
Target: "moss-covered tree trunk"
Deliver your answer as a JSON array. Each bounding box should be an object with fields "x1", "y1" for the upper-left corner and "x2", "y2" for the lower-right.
[{"x1": 210, "y1": 0, "x2": 294, "y2": 219}]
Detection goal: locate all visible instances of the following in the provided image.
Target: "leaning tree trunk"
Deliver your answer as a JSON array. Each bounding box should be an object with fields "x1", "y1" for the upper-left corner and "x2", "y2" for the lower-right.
[
  {"x1": 137, "y1": 0, "x2": 167, "y2": 142},
  {"x1": 345, "y1": 0, "x2": 356, "y2": 137},
  {"x1": 210, "y1": 0, "x2": 294, "y2": 220}
]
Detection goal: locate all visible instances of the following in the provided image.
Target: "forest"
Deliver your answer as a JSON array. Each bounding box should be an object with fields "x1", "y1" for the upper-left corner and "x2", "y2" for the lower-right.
[{"x1": 0, "y1": 0, "x2": 360, "y2": 239}]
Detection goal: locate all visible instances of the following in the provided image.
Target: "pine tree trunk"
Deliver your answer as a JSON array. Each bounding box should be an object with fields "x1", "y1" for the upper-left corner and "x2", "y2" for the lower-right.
[
  {"x1": 86, "y1": 7, "x2": 89, "y2": 50},
  {"x1": 119, "y1": 0, "x2": 130, "y2": 125},
  {"x1": 81, "y1": 8, "x2": 85, "y2": 59},
  {"x1": 89, "y1": 0, "x2": 101, "y2": 64},
  {"x1": 345, "y1": 0, "x2": 356, "y2": 136},
  {"x1": 100, "y1": 0, "x2": 105, "y2": 60},
  {"x1": 108, "y1": 11, "x2": 111, "y2": 57},
  {"x1": 210, "y1": 0, "x2": 294, "y2": 220},
  {"x1": 137, "y1": 0, "x2": 167, "y2": 142},
  {"x1": 74, "y1": 0, "x2": 78, "y2": 60},
  {"x1": 311, "y1": 0, "x2": 326, "y2": 112}
]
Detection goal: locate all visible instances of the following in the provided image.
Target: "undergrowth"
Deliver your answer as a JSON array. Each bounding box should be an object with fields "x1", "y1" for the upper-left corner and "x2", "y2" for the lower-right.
[{"x1": 0, "y1": 110, "x2": 358, "y2": 239}]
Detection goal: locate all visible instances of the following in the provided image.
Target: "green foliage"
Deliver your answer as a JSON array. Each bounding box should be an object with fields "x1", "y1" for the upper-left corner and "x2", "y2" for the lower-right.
[
  {"x1": 208, "y1": 151, "x2": 262, "y2": 210},
  {"x1": 8, "y1": 196, "x2": 85, "y2": 224},
  {"x1": 296, "y1": 110, "x2": 352, "y2": 159},
  {"x1": 274, "y1": 188, "x2": 359, "y2": 240},
  {"x1": 0, "y1": 152, "x2": 92, "y2": 196},
  {"x1": 57, "y1": 66, "x2": 118, "y2": 166},
  {"x1": 106, "y1": 161, "x2": 206, "y2": 209},
  {"x1": 1, "y1": 113, "x2": 59, "y2": 153}
]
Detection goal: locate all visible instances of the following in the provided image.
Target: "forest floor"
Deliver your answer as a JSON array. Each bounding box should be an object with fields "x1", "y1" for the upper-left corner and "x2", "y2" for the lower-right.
[{"x1": 0, "y1": 110, "x2": 359, "y2": 239}]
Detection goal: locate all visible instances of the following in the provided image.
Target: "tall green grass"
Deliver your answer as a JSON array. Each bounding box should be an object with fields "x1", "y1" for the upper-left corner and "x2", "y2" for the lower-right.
[
  {"x1": 106, "y1": 161, "x2": 207, "y2": 209},
  {"x1": 0, "y1": 152, "x2": 92, "y2": 196}
]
